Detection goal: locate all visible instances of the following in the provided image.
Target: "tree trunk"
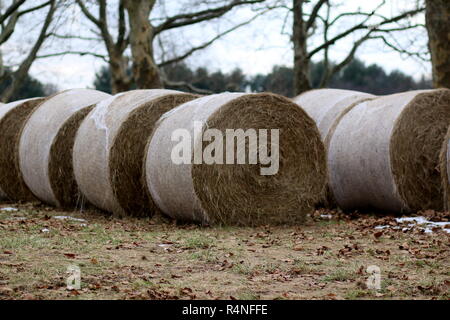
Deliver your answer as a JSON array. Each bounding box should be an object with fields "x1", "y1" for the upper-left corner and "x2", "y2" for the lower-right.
[
  {"x1": 293, "y1": 0, "x2": 311, "y2": 96},
  {"x1": 109, "y1": 51, "x2": 131, "y2": 93},
  {"x1": 426, "y1": 0, "x2": 450, "y2": 88},
  {"x1": 1, "y1": 0, "x2": 56, "y2": 102},
  {"x1": 0, "y1": 50, "x2": 4, "y2": 79},
  {"x1": 123, "y1": 0, "x2": 162, "y2": 89}
]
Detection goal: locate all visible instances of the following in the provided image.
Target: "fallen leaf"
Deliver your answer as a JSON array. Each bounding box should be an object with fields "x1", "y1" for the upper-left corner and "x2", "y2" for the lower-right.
[
  {"x1": 180, "y1": 287, "x2": 193, "y2": 295},
  {"x1": 356, "y1": 266, "x2": 364, "y2": 275},
  {"x1": 111, "y1": 286, "x2": 120, "y2": 292},
  {"x1": 69, "y1": 290, "x2": 80, "y2": 296},
  {"x1": 373, "y1": 231, "x2": 383, "y2": 239},
  {"x1": 0, "y1": 287, "x2": 13, "y2": 295}
]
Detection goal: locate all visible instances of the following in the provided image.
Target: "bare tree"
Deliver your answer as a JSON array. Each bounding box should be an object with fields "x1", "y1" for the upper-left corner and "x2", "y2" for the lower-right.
[
  {"x1": 0, "y1": 0, "x2": 57, "y2": 102},
  {"x1": 67, "y1": 0, "x2": 267, "y2": 93},
  {"x1": 426, "y1": 0, "x2": 450, "y2": 88},
  {"x1": 35, "y1": 0, "x2": 131, "y2": 93},
  {"x1": 75, "y1": 0, "x2": 131, "y2": 93},
  {"x1": 290, "y1": 0, "x2": 425, "y2": 95},
  {"x1": 122, "y1": 0, "x2": 162, "y2": 89},
  {"x1": 147, "y1": 0, "x2": 268, "y2": 89}
]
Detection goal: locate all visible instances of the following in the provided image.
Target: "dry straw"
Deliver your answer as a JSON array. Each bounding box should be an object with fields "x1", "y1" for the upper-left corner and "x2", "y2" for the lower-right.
[
  {"x1": 19, "y1": 89, "x2": 110, "y2": 207},
  {"x1": 0, "y1": 98, "x2": 47, "y2": 201},
  {"x1": 73, "y1": 89, "x2": 199, "y2": 217},
  {"x1": 439, "y1": 127, "x2": 450, "y2": 210},
  {"x1": 329, "y1": 89, "x2": 450, "y2": 213},
  {"x1": 145, "y1": 92, "x2": 327, "y2": 226}
]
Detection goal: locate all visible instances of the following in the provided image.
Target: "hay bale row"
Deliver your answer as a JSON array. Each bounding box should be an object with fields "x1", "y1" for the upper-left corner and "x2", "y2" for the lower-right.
[
  {"x1": 1, "y1": 90, "x2": 328, "y2": 227},
  {"x1": 73, "y1": 89, "x2": 199, "y2": 217},
  {"x1": 18, "y1": 89, "x2": 110, "y2": 208},
  {"x1": 145, "y1": 92, "x2": 327, "y2": 226},
  {"x1": 0, "y1": 98, "x2": 47, "y2": 201},
  {"x1": 323, "y1": 89, "x2": 450, "y2": 213},
  {"x1": 3, "y1": 86, "x2": 448, "y2": 224}
]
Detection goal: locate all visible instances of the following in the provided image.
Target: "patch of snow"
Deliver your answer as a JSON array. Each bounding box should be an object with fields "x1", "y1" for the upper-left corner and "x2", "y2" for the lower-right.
[
  {"x1": 375, "y1": 216, "x2": 450, "y2": 234},
  {"x1": 396, "y1": 217, "x2": 429, "y2": 224},
  {"x1": 53, "y1": 216, "x2": 87, "y2": 223},
  {"x1": 7, "y1": 217, "x2": 27, "y2": 221},
  {"x1": 1, "y1": 207, "x2": 18, "y2": 212}
]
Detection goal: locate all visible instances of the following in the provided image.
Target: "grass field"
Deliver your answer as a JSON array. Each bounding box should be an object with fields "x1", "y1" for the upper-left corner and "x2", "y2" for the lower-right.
[{"x1": 0, "y1": 202, "x2": 449, "y2": 300}]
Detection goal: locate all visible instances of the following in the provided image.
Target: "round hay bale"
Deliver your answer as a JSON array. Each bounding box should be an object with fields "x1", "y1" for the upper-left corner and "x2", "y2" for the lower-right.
[
  {"x1": 329, "y1": 89, "x2": 450, "y2": 213},
  {"x1": 293, "y1": 89, "x2": 376, "y2": 208},
  {"x1": 0, "y1": 98, "x2": 47, "y2": 201},
  {"x1": 19, "y1": 89, "x2": 111, "y2": 207},
  {"x1": 73, "y1": 89, "x2": 199, "y2": 217},
  {"x1": 439, "y1": 127, "x2": 450, "y2": 210},
  {"x1": 145, "y1": 92, "x2": 327, "y2": 226},
  {"x1": 293, "y1": 89, "x2": 376, "y2": 142}
]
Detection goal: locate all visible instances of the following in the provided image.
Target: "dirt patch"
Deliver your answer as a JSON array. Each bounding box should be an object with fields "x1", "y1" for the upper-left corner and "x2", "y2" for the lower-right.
[{"x1": 0, "y1": 203, "x2": 448, "y2": 300}]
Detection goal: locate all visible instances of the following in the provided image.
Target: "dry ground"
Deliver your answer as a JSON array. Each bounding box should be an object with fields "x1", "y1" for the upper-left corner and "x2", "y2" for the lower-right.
[{"x1": 0, "y1": 202, "x2": 449, "y2": 300}]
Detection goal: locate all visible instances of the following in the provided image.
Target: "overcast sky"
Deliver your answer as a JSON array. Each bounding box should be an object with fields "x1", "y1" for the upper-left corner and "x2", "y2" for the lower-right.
[{"x1": 2, "y1": 0, "x2": 430, "y2": 91}]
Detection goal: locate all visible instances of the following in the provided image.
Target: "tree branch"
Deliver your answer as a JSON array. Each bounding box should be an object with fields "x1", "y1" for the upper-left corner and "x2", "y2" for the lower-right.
[
  {"x1": 17, "y1": 0, "x2": 52, "y2": 17},
  {"x1": 76, "y1": 0, "x2": 101, "y2": 28},
  {"x1": 47, "y1": 33, "x2": 101, "y2": 41},
  {"x1": 162, "y1": 78, "x2": 212, "y2": 95},
  {"x1": 117, "y1": 0, "x2": 127, "y2": 50},
  {"x1": 305, "y1": 0, "x2": 328, "y2": 31},
  {"x1": 328, "y1": 0, "x2": 386, "y2": 27},
  {"x1": 1, "y1": 0, "x2": 56, "y2": 102},
  {"x1": 158, "y1": 10, "x2": 266, "y2": 67},
  {"x1": 37, "y1": 51, "x2": 109, "y2": 63},
  {"x1": 370, "y1": 34, "x2": 430, "y2": 62},
  {"x1": 328, "y1": 31, "x2": 373, "y2": 81},
  {"x1": 0, "y1": 0, "x2": 26, "y2": 25},
  {"x1": 308, "y1": 6, "x2": 424, "y2": 59},
  {"x1": 154, "y1": 0, "x2": 265, "y2": 35},
  {"x1": 0, "y1": 11, "x2": 19, "y2": 45}
]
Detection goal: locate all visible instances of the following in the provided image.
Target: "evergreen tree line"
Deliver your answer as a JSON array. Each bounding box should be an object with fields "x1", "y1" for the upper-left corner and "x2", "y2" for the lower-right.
[
  {"x1": 0, "y1": 69, "x2": 57, "y2": 102},
  {"x1": 95, "y1": 58, "x2": 432, "y2": 98}
]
